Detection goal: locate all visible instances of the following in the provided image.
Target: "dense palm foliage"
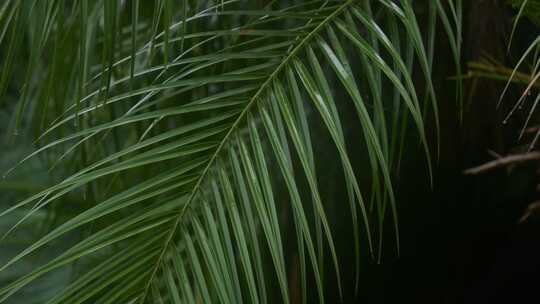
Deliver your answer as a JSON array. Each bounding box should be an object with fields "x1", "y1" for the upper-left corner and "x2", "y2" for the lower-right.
[
  {"x1": 469, "y1": 0, "x2": 540, "y2": 150},
  {"x1": 0, "y1": 1, "x2": 463, "y2": 303}
]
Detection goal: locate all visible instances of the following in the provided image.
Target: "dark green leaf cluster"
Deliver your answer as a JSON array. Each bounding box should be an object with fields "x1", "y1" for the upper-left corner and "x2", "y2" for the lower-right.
[{"x1": 508, "y1": 0, "x2": 540, "y2": 26}]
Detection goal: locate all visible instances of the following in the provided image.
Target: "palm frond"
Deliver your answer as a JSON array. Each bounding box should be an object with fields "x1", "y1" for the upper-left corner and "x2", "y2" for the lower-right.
[
  {"x1": 495, "y1": 34, "x2": 540, "y2": 148},
  {"x1": 0, "y1": 1, "x2": 461, "y2": 303}
]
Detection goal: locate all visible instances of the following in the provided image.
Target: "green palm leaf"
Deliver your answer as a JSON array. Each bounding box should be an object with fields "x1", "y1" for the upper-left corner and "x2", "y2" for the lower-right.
[{"x1": 0, "y1": 0, "x2": 461, "y2": 302}]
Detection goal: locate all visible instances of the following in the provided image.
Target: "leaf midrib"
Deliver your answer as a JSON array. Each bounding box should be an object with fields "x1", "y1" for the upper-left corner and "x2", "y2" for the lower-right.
[{"x1": 139, "y1": 1, "x2": 355, "y2": 301}]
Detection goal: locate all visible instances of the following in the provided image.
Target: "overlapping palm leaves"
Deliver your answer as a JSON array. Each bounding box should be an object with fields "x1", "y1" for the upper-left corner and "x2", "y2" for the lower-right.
[
  {"x1": 0, "y1": 0, "x2": 461, "y2": 303},
  {"x1": 498, "y1": 32, "x2": 540, "y2": 149},
  {"x1": 467, "y1": 0, "x2": 540, "y2": 150}
]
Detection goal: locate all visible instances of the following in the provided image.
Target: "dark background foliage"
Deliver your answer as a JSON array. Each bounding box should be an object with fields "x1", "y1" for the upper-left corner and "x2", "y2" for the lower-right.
[{"x1": 360, "y1": 1, "x2": 540, "y2": 303}]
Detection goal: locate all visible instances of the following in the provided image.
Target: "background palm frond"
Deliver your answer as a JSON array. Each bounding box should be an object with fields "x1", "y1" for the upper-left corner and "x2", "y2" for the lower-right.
[{"x1": 508, "y1": 0, "x2": 540, "y2": 27}]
